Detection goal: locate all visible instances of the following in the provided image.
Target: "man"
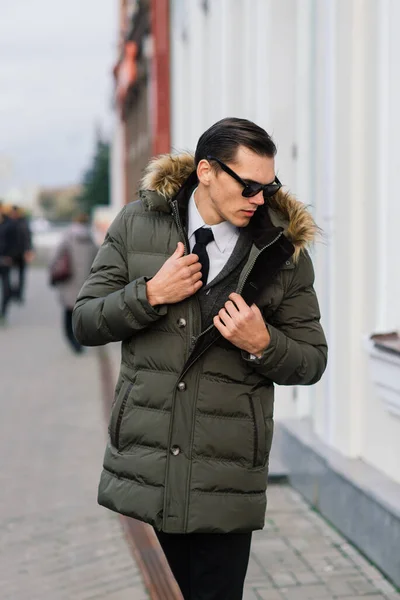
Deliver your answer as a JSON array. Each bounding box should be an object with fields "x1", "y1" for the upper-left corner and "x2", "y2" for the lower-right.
[
  {"x1": 73, "y1": 118, "x2": 327, "y2": 599},
  {"x1": 0, "y1": 203, "x2": 13, "y2": 325},
  {"x1": 8, "y1": 206, "x2": 34, "y2": 303}
]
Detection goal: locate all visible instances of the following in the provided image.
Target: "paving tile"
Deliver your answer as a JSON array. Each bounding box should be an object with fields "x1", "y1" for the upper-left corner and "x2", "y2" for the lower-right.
[
  {"x1": 243, "y1": 587, "x2": 263, "y2": 600},
  {"x1": 269, "y1": 571, "x2": 298, "y2": 588},
  {"x1": 255, "y1": 589, "x2": 286, "y2": 600},
  {"x1": 294, "y1": 571, "x2": 322, "y2": 585},
  {"x1": 280, "y1": 584, "x2": 333, "y2": 599}
]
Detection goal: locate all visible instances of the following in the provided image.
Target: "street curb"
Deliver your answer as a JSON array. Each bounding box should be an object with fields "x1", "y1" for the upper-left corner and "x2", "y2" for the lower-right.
[{"x1": 97, "y1": 346, "x2": 182, "y2": 600}]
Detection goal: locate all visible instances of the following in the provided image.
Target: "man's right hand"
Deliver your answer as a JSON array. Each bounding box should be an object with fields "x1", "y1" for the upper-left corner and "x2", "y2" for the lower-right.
[{"x1": 146, "y1": 242, "x2": 202, "y2": 306}]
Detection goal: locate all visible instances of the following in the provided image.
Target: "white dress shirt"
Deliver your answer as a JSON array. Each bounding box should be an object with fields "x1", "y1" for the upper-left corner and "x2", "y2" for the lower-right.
[{"x1": 187, "y1": 189, "x2": 239, "y2": 284}]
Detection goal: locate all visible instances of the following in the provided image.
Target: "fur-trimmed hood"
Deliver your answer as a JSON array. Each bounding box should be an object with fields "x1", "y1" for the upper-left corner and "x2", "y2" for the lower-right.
[{"x1": 140, "y1": 153, "x2": 318, "y2": 261}]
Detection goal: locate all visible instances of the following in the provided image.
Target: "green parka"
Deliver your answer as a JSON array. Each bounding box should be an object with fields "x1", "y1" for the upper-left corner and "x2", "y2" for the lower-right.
[{"x1": 73, "y1": 153, "x2": 327, "y2": 534}]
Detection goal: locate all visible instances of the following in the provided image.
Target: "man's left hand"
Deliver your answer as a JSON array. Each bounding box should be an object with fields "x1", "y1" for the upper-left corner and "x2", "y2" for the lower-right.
[{"x1": 213, "y1": 293, "x2": 270, "y2": 357}]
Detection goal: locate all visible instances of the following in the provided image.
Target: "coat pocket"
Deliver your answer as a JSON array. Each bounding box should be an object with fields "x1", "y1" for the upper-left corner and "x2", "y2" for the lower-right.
[
  {"x1": 248, "y1": 394, "x2": 267, "y2": 468},
  {"x1": 109, "y1": 380, "x2": 134, "y2": 450}
]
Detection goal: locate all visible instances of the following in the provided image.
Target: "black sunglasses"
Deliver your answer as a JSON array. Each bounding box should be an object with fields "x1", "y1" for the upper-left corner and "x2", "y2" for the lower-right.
[{"x1": 207, "y1": 155, "x2": 282, "y2": 198}]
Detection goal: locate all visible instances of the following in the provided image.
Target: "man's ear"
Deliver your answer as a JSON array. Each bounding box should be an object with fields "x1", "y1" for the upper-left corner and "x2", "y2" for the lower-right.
[{"x1": 197, "y1": 159, "x2": 212, "y2": 187}]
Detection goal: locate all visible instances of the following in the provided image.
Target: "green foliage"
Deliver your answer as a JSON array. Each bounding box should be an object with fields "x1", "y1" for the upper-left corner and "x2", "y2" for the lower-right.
[{"x1": 77, "y1": 139, "x2": 110, "y2": 213}]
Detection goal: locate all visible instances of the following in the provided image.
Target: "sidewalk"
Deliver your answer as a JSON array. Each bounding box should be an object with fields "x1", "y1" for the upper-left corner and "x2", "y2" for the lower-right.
[{"x1": 0, "y1": 269, "x2": 148, "y2": 600}]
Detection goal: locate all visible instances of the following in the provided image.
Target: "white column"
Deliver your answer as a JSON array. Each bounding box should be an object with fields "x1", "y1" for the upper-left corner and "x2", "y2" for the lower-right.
[
  {"x1": 293, "y1": 0, "x2": 316, "y2": 419},
  {"x1": 170, "y1": 0, "x2": 189, "y2": 151},
  {"x1": 265, "y1": 0, "x2": 297, "y2": 187},
  {"x1": 345, "y1": 0, "x2": 368, "y2": 455},
  {"x1": 376, "y1": 0, "x2": 389, "y2": 331},
  {"x1": 295, "y1": 0, "x2": 314, "y2": 209},
  {"x1": 187, "y1": 0, "x2": 206, "y2": 147},
  {"x1": 381, "y1": 0, "x2": 400, "y2": 330},
  {"x1": 202, "y1": 0, "x2": 219, "y2": 128},
  {"x1": 242, "y1": 0, "x2": 257, "y2": 120},
  {"x1": 266, "y1": 0, "x2": 299, "y2": 421},
  {"x1": 219, "y1": 0, "x2": 232, "y2": 116},
  {"x1": 253, "y1": 0, "x2": 271, "y2": 128},
  {"x1": 312, "y1": 0, "x2": 337, "y2": 443},
  {"x1": 206, "y1": 0, "x2": 223, "y2": 123}
]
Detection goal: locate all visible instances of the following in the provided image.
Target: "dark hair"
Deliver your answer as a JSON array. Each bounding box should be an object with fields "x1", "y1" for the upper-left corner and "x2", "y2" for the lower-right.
[{"x1": 195, "y1": 117, "x2": 277, "y2": 169}]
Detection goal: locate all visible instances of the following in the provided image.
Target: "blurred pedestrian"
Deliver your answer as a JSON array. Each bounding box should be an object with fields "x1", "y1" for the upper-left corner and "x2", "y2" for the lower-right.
[
  {"x1": 7, "y1": 205, "x2": 34, "y2": 303},
  {"x1": 73, "y1": 118, "x2": 328, "y2": 599},
  {"x1": 0, "y1": 202, "x2": 13, "y2": 325},
  {"x1": 51, "y1": 212, "x2": 97, "y2": 353}
]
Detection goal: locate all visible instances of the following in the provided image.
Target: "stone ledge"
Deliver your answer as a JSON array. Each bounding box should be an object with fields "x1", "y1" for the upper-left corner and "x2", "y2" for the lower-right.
[{"x1": 273, "y1": 418, "x2": 400, "y2": 589}]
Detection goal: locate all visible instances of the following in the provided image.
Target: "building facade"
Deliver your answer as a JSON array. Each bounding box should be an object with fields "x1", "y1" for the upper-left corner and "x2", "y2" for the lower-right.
[{"x1": 111, "y1": 0, "x2": 170, "y2": 207}]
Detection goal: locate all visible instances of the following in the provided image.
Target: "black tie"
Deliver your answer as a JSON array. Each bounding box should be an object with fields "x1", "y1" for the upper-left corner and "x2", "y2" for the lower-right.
[{"x1": 193, "y1": 227, "x2": 214, "y2": 284}]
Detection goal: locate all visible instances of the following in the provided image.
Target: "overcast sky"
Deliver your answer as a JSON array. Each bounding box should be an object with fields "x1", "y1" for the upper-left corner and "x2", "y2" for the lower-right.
[{"x1": 0, "y1": 0, "x2": 116, "y2": 195}]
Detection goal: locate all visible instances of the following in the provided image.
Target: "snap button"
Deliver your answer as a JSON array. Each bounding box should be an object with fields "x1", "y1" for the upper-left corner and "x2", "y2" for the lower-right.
[
  {"x1": 178, "y1": 382, "x2": 186, "y2": 391},
  {"x1": 285, "y1": 260, "x2": 291, "y2": 266},
  {"x1": 171, "y1": 446, "x2": 181, "y2": 456},
  {"x1": 177, "y1": 318, "x2": 187, "y2": 328}
]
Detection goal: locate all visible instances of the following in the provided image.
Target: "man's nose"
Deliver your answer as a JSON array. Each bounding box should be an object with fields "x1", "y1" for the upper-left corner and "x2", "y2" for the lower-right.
[{"x1": 250, "y1": 191, "x2": 265, "y2": 206}]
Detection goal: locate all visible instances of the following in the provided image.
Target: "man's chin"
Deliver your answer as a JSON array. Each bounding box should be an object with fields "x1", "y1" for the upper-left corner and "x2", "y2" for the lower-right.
[
  {"x1": 234, "y1": 215, "x2": 252, "y2": 227},
  {"x1": 224, "y1": 212, "x2": 253, "y2": 227}
]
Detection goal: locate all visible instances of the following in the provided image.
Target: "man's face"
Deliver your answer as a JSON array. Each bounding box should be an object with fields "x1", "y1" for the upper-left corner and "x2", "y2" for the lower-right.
[{"x1": 198, "y1": 146, "x2": 276, "y2": 227}]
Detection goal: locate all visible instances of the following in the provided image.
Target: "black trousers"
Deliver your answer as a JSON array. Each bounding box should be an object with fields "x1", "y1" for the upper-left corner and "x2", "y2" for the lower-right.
[
  {"x1": 63, "y1": 308, "x2": 82, "y2": 353},
  {"x1": 0, "y1": 265, "x2": 12, "y2": 317},
  {"x1": 155, "y1": 530, "x2": 252, "y2": 600},
  {"x1": 11, "y1": 255, "x2": 26, "y2": 301}
]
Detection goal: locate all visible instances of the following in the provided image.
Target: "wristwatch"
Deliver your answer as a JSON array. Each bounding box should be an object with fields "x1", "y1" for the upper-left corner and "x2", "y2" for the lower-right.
[{"x1": 248, "y1": 349, "x2": 267, "y2": 363}]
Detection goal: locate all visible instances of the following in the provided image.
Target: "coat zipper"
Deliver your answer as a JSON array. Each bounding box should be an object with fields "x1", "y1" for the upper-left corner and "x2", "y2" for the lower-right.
[
  {"x1": 248, "y1": 396, "x2": 259, "y2": 468},
  {"x1": 185, "y1": 231, "x2": 285, "y2": 361},
  {"x1": 114, "y1": 383, "x2": 133, "y2": 450},
  {"x1": 171, "y1": 200, "x2": 190, "y2": 255},
  {"x1": 236, "y1": 231, "x2": 284, "y2": 296}
]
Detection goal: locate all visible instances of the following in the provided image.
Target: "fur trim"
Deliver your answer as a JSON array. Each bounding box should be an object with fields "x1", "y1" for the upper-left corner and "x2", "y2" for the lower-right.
[
  {"x1": 268, "y1": 190, "x2": 319, "y2": 261},
  {"x1": 140, "y1": 152, "x2": 319, "y2": 257},
  {"x1": 140, "y1": 153, "x2": 195, "y2": 199}
]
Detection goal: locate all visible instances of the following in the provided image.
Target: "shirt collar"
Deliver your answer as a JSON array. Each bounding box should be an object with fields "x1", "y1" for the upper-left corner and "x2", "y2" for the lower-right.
[{"x1": 188, "y1": 189, "x2": 238, "y2": 253}]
